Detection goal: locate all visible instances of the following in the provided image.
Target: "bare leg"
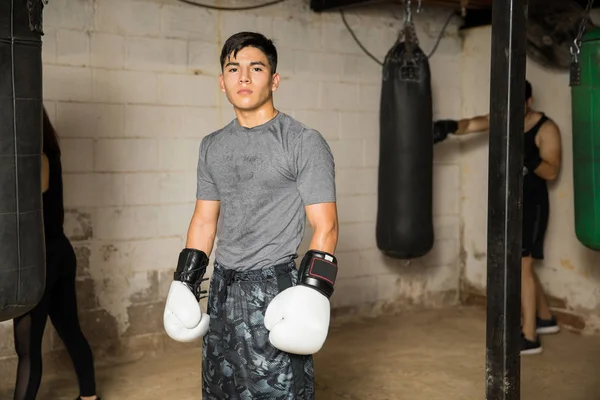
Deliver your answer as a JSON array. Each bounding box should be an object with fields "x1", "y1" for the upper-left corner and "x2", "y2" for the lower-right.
[
  {"x1": 521, "y1": 256, "x2": 537, "y2": 341},
  {"x1": 532, "y1": 269, "x2": 552, "y2": 320}
]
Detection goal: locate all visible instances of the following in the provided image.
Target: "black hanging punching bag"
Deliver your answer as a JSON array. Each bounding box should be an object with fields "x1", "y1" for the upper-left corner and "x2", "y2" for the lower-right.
[
  {"x1": 0, "y1": 0, "x2": 46, "y2": 322},
  {"x1": 376, "y1": 24, "x2": 434, "y2": 259}
]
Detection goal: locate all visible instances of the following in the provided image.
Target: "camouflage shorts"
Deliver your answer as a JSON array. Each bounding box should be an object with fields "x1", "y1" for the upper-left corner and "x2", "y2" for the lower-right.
[{"x1": 202, "y1": 261, "x2": 315, "y2": 400}]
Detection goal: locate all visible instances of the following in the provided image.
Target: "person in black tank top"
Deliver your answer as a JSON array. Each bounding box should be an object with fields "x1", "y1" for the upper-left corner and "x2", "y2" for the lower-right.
[
  {"x1": 431, "y1": 80, "x2": 563, "y2": 355},
  {"x1": 11, "y1": 109, "x2": 101, "y2": 400}
]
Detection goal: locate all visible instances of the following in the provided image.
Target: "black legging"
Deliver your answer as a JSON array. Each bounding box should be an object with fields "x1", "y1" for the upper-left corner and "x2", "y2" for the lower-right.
[{"x1": 12, "y1": 236, "x2": 97, "y2": 400}]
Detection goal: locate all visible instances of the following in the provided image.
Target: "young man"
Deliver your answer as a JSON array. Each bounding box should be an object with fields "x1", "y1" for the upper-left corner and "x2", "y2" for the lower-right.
[
  {"x1": 162, "y1": 31, "x2": 339, "y2": 399},
  {"x1": 433, "y1": 80, "x2": 562, "y2": 355}
]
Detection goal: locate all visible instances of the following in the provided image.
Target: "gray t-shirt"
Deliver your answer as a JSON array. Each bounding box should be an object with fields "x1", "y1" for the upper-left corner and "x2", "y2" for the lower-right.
[{"x1": 196, "y1": 112, "x2": 336, "y2": 271}]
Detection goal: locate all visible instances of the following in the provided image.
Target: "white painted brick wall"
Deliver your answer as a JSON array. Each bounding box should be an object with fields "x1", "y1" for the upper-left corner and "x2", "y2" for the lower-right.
[{"x1": 28, "y1": 0, "x2": 464, "y2": 344}]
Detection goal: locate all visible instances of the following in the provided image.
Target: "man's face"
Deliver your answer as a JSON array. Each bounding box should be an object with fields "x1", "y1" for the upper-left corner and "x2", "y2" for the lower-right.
[{"x1": 219, "y1": 46, "x2": 280, "y2": 112}]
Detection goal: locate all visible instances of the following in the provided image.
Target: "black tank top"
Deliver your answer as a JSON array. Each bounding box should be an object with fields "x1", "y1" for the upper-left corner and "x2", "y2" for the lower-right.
[
  {"x1": 523, "y1": 113, "x2": 549, "y2": 199},
  {"x1": 43, "y1": 151, "x2": 65, "y2": 242}
]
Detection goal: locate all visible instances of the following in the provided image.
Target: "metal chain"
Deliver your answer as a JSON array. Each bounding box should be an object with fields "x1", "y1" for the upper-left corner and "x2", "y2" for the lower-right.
[{"x1": 570, "y1": 0, "x2": 596, "y2": 62}]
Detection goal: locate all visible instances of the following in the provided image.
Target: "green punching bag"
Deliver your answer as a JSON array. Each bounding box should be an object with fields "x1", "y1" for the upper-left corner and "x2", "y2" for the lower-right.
[{"x1": 571, "y1": 27, "x2": 600, "y2": 251}]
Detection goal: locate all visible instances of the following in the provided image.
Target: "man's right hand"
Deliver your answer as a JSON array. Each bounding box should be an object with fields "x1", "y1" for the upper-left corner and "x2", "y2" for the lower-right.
[
  {"x1": 433, "y1": 120, "x2": 459, "y2": 144},
  {"x1": 163, "y1": 248, "x2": 211, "y2": 342}
]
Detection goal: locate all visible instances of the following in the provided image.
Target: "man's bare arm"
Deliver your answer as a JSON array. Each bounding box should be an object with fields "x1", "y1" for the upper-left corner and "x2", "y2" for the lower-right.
[
  {"x1": 186, "y1": 199, "x2": 220, "y2": 256},
  {"x1": 533, "y1": 121, "x2": 562, "y2": 181},
  {"x1": 305, "y1": 202, "x2": 338, "y2": 254},
  {"x1": 455, "y1": 115, "x2": 490, "y2": 135}
]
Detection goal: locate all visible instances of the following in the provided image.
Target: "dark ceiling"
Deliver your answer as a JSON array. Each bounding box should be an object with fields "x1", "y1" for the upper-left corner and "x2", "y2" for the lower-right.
[
  {"x1": 309, "y1": 0, "x2": 597, "y2": 12},
  {"x1": 309, "y1": 0, "x2": 492, "y2": 12},
  {"x1": 309, "y1": 0, "x2": 598, "y2": 31}
]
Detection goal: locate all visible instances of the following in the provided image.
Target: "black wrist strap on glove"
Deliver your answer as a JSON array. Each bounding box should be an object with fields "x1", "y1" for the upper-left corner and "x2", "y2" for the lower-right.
[
  {"x1": 174, "y1": 248, "x2": 210, "y2": 301},
  {"x1": 298, "y1": 250, "x2": 338, "y2": 298}
]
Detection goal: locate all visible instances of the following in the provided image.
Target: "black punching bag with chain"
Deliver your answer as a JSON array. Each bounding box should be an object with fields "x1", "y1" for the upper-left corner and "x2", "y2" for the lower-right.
[
  {"x1": 0, "y1": 0, "x2": 46, "y2": 321},
  {"x1": 376, "y1": 24, "x2": 434, "y2": 259}
]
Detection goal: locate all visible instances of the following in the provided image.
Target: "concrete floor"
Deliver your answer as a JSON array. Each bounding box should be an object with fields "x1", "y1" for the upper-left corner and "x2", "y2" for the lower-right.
[{"x1": 2, "y1": 306, "x2": 600, "y2": 400}]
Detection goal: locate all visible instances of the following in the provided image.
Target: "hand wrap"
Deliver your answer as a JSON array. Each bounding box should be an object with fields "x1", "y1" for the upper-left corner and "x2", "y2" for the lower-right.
[
  {"x1": 298, "y1": 250, "x2": 338, "y2": 298},
  {"x1": 174, "y1": 248, "x2": 209, "y2": 301}
]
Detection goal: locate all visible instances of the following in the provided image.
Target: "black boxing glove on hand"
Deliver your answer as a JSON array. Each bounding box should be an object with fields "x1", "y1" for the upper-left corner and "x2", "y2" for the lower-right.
[
  {"x1": 433, "y1": 120, "x2": 459, "y2": 143},
  {"x1": 174, "y1": 248, "x2": 210, "y2": 302},
  {"x1": 298, "y1": 250, "x2": 338, "y2": 298}
]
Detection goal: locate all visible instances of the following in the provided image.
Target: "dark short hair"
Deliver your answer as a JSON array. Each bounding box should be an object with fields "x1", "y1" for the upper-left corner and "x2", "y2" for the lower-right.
[
  {"x1": 219, "y1": 31, "x2": 278, "y2": 73},
  {"x1": 525, "y1": 80, "x2": 532, "y2": 101}
]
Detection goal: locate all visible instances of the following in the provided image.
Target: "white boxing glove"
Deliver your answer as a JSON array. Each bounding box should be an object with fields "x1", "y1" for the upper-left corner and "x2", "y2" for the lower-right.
[
  {"x1": 264, "y1": 250, "x2": 338, "y2": 355},
  {"x1": 163, "y1": 248, "x2": 211, "y2": 342}
]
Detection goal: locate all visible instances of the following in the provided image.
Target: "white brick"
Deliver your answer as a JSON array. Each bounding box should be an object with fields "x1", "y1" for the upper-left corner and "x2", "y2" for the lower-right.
[
  {"x1": 290, "y1": 111, "x2": 339, "y2": 141},
  {"x1": 272, "y1": 17, "x2": 322, "y2": 51},
  {"x1": 126, "y1": 37, "x2": 187, "y2": 72},
  {"x1": 90, "y1": 33, "x2": 126, "y2": 69},
  {"x1": 125, "y1": 105, "x2": 220, "y2": 138},
  {"x1": 95, "y1": 206, "x2": 159, "y2": 240},
  {"x1": 275, "y1": 80, "x2": 320, "y2": 110},
  {"x1": 93, "y1": 70, "x2": 158, "y2": 104},
  {"x1": 158, "y1": 203, "x2": 195, "y2": 237},
  {"x1": 43, "y1": 101, "x2": 57, "y2": 121},
  {"x1": 358, "y1": 84, "x2": 381, "y2": 112},
  {"x1": 336, "y1": 195, "x2": 377, "y2": 223},
  {"x1": 339, "y1": 112, "x2": 378, "y2": 139},
  {"x1": 336, "y1": 222, "x2": 377, "y2": 252},
  {"x1": 334, "y1": 248, "x2": 397, "y2": 280},
  {"x1": 43, "y1": 66, "x2": 93, "y2": 102},
  {"x1": 95, "y1": 0, "x2": 161, "y2": 36},
  {"x1": 43, "y1": 0, "x2": 94, "y2": 30},
  {"x1": 320, "y1": 22, "x2": 365, "y2": 56},
  {"x1": 188, "y1": 41, "x2": 220, "y2": 74},
  {"x1": 123, "y1": 173, "x2": 161, "y2": 206},
  {"x1": 63, "y1": 173, "x2": 125, "y2": 207},
  {"x1": 419, "y1": 239, "x2": 459, "y2": 268},
  {"x1": 59, "y1": 138, "x2": 94, "y2": 172},
  {"x1": 320, "y1": 82, "x2": 360, "y2": 111},
  {"x1": 158, "y1": 138, "x2": 203, "y2": 172},
  {"x1": 357, "y1": 26, "x2": 397, "y2": 61},
  {"x1": 433, "y1": 215, "x2": 460, "y2": 241},
  {"x1": 95, "y1": 139, "x2": 157, "y2": 172},
  {"x1": 41, "y1": 28, "x2": 57, "y2": 64},
  {"x1": 336, "y1": 168, "x2": 378, "y2": 195},
  {"x1": 343, "y1": 54, "x2": 382, "y2": 84},
  {"x1": 158, "y1": 172, "x2": 190, "y2": 204},
  {"x1": 161, "y1": 5, "x2": 218, "y2": 40},
  {"x1": 363, "y1": 137, "x2": 379, "y2": 167},
  {"x1": 129, "y1": 238, "x2": 182, "y2": 272},
  {"x1": 56, "y1": 29, "x2": 90, "y2": 66},
  {"x1": 92, "y1": 237, "x2": 182, "y2": 274},
  {"x1": 329, "y1": 139, "x2": 363, "y2": 168},
  {"x1": 330, "y1": 276, "x2": 379, "y2": 308},
  {"x1": 158, "y1": 74, "x2": 219, "y2": 107},
  {"x1": 334, "y1": 250, "x2": 364, "y2": 280},
  {"x1": 284, "y1": 51, "x2": 346, "y2": 81},
  {"x1": 426, "y1": 261, "x2": 460, "y2": 293},
  {"x1": 56, "y1": 103, "x2": 125, "y2": 138},
  {"x1": 433, "y1": 164, "x2": 460, "y2": 216},
  {"x1": 220, "y1": 15, "x2": 273, "y2": 43},
  {"x1": 63, "y1": 208, "x2": 94, "y2": 240}
]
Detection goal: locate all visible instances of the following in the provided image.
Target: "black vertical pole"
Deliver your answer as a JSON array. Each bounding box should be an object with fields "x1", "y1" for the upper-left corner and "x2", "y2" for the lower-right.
[{"x1": 485, "y1": 0, "x2": 528, "y2": 399}]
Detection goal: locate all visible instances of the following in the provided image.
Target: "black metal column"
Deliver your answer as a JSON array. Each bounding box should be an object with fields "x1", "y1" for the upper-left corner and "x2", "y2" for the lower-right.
[{"x1": 485, "y1": 0, "x2": 528, "y2": 399}]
